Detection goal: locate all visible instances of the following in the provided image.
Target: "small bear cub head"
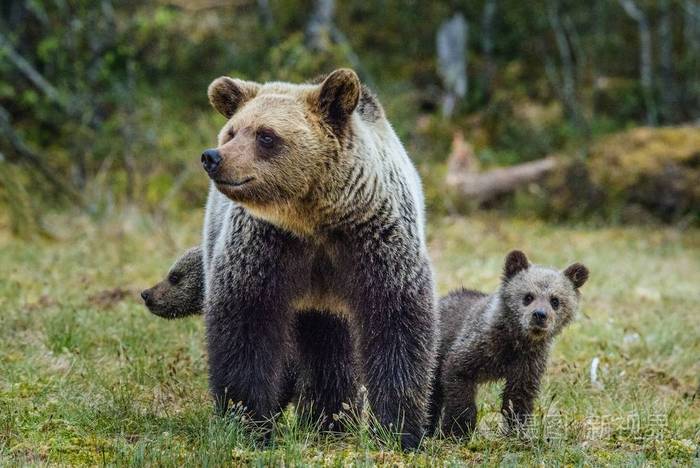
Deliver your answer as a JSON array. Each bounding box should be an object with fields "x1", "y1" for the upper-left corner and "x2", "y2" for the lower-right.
[
  {"x1": 141, "y1": 246, "x2": 203, "y2": 319},
  {"x1": 501, "y1": 250, "x2": 589, "y2": 341}
]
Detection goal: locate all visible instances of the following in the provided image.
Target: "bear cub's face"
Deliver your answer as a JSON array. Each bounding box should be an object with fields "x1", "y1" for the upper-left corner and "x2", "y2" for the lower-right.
[
  {"x1": 141, "y1": 247, "x2": 203, "y2": 319},
  {"x1": 202, "y1": 69, "x2": 361, "y2": 208},
  {"x1": 501, "y1": 250, "x2": 589, "y2": 341}
]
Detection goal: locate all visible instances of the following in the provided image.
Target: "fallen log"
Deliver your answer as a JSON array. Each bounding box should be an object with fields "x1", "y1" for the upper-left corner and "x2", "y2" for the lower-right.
[{"x1": 445, "y1": 132, "x2": 560, "y2": 204}]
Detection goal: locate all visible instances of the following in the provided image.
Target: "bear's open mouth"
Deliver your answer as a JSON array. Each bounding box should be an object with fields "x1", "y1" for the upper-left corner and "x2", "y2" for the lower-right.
[{"x1": 215, "y1": 177, "x2": 255, "y2": 188}]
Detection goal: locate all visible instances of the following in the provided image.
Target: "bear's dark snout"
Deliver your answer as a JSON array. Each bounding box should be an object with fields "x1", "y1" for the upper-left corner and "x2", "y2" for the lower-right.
[
  {"x1": 201, "y1": 148, "x2": 222, "y2": 175},
  {"x1": 140, "y1": 289, "x2": 152, "y2": 306},
  {"x1": 532, "y1": 309, "x2": 547, "y2": 324}
]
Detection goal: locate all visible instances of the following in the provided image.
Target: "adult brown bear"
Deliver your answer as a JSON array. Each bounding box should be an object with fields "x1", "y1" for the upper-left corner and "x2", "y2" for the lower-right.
[{"x1": 201, "y1": 69, "x2": 436, "y2": 449}]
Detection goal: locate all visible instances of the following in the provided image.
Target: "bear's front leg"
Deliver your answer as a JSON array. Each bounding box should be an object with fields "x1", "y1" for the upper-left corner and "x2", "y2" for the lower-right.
[
  {"x1": 350, "y1": 249, "x2": 436, "y2": 450},
  {"x1": 205, "y1": 225, "x2": 298, "y2": 426},
  {"x1": 293, "y1": 310, "x2": 358, "y2": 430},
  {"x1": 501, "y1": 370, "x2": 542, "y2": 435},
  {"x1": 206, "y1": 293, "x2": 293, "y2": 424}
]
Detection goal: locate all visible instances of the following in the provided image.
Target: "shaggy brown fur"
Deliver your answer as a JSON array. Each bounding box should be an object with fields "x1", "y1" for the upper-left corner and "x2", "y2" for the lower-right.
[
  {"x1": 431, "y1": 250, "x2": 589, "y2": 438},
  {"x1": 201, "y1": 69, "x2": 435, "y2": 449},
  {"x1": 141, "y1": 246, "x2": 353, "y2": 419}
]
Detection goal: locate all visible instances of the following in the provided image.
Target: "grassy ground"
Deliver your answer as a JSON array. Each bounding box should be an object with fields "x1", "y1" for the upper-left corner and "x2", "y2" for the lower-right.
[{"x1": 1, "y1": 210, "x2": 699, "y2": 466}]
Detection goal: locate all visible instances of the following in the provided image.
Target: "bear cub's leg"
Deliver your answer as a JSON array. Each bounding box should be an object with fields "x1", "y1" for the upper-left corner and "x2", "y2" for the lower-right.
[
  {"x1": 440, "y1": 354, "x2": 478, "y2": 438},
  {"x1": 500, "y1": 371, "x2": 542, "y2": 434}
]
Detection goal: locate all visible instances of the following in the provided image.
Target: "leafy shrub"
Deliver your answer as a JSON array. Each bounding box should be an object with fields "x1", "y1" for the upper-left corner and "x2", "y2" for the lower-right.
[{"x1": 547, "y1": 127, "x2": 700, "y2": 223}]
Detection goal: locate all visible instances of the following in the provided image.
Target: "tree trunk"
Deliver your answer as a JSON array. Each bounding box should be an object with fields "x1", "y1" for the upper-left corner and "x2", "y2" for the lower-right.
[
  {"x1": 480, "y1": 0, "x2": 497, "y2": 102},
  {"x1": 306, "y1": 0, "x2": 335, "y2": 50},
  {"x1": 546, "y1": 0, "x2": 587, "y2": 134},
  {"x1": 257, "y1": 0, "x2": 274, "y2": 30},
  {"x1": 436, "y1": 13, "x2": 468, "y2": 117},
  {"x1": 658, "y1": 0, "x2": 677, "y2": 123},
  {"x1": 683, "y1": 0, "x2": 700, "y2": 120},
  {"x1": 304, "y1": 0, "x2": 372, "y2": 85},
  {"x1": 619, "y1": 0, "x2": 658, "y2": 126}
]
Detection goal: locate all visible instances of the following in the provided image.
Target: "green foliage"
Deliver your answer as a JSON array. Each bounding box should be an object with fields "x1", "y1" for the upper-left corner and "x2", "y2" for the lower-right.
[
  {"x1": 264, "y1": 32, "x2": 352, "y2": 82},
  {"x1": 1, "y1": 0, "x2": 699, "y2": 228}
]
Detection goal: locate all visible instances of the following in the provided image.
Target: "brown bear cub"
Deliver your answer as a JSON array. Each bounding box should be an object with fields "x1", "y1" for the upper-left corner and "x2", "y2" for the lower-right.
[
  {"x1": 141, "y1": 246, "x2": 203, "y2": 319},
  {"x1": 432, "y1": 250, "x2": 589, "y2": 438}
]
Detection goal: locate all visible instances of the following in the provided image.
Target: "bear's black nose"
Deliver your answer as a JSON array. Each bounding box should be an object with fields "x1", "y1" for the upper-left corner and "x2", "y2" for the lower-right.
[
  {"x1": 141, "y1": 290, "x2": 150, "y2": 302},
  {"x1": 201, "y1": 148, "x2": 222, "y2": 175},
  {"x1": 532, "y1": 309, "x2": 547, "y2": 322}
]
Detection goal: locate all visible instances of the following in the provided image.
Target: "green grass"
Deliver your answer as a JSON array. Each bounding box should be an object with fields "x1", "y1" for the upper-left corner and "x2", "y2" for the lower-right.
[{"x1": 1, "y1": 211, "x2": 699, "y2": 466}]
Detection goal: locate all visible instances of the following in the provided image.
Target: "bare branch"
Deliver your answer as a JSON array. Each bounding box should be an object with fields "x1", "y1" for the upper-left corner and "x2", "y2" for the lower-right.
[
  {"x1": 0, "y1": 31, "x2": 67, "y2": 110},
  {"x1": 0, "y1": 106, "x2": 85, "y2": 207},
  {"x1": 159, "y1": 0, "x2": 249, "y2": 12}
]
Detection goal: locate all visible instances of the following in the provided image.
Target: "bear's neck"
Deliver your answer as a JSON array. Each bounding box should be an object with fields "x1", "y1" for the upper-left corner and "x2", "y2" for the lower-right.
[
  {"x1": 248, "y1": 162, "x2": 392, "y2": 238},
  {"x1": 242, "y1": 201, "x2": 320, "y2": 237}
]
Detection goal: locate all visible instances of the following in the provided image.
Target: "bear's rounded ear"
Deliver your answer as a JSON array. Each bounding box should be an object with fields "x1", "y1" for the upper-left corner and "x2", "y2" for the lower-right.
[
  {"x1": 313, "y1": 68, "x2": 360, "y2": 132},
  {"x1": 563, "y1": 263, "x2": 589, "y2": 289},
  {"x1": 207, "y1": 76, "x2": 260, "y2": 118},
  {"x1": 503, "y1": 250, "x2": 529, "y2": 280}
]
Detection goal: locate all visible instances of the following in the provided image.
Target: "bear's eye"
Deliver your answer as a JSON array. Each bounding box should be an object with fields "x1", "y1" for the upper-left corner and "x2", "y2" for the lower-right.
[
  {"x1": 257, "y1": 130, "x2": 276, "y2": 149},
  {"x1": 223, "y1": 128, "x2": 235, "y2": 143},
  {"x1": 168, "y1": 273, "x2": 181, "y2": 285},
  {"x1": 550, "y1": 296, "x2": 560, "y2": 310},
  {"x1": 523, "y1": 293, "x2": 534, "y2": 306}
]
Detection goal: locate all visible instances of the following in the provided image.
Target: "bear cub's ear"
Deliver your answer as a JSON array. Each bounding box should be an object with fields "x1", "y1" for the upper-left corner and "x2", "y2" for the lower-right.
[
  {"x1": 208, "y1": 77, "x2": 260, "y2": 118},
  {"x1": 314, "y1": 68, "x2": 361, "y2": 131},
  {"x1": 563, "y1": 263, "x2": 589, "y2": 289},
  {"x1": 503, "y1": 250, "x2": 529, "y2": 280}
]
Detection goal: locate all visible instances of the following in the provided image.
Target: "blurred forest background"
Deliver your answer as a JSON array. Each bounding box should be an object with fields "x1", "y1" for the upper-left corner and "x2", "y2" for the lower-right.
[{"x1": 1, "y1": 0, "x2": 700, "y2": 234}]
